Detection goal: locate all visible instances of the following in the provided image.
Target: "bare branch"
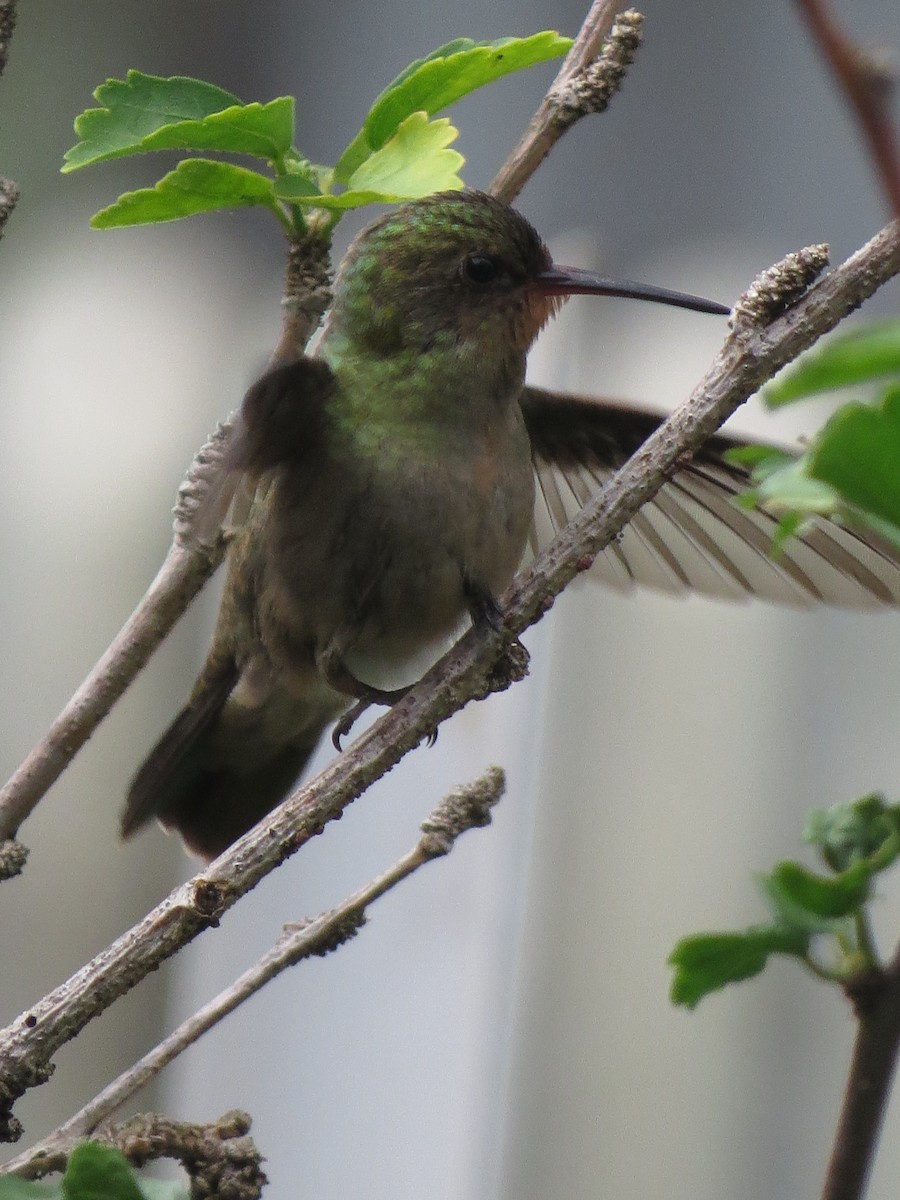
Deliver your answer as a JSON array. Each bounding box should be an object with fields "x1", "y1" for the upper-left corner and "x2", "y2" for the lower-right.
[
  {"x1": 490, "y1": 7, "x2": 643, "y2": 203},
  {"x1": 795, "y1": 0, "x2": 900, "y2": 220},
  {"x1": 820, "y1": 945, "x2": 900, "y2": 1200},
  {"x1": 1, "y1": 223, "x2": 897, "y2": 1140},
  {"x1": 1, "y1": 768, "x2": 504, "y2": 1175}
]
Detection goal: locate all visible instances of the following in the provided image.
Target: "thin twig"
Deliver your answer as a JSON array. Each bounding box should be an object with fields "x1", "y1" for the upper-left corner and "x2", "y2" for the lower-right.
[
  {"x1": 490, "y1": 6, "x2": 643, "y2": 203},
  {"x1": 820, "y1": 945, "x2": 900, "y2": 1200},
  {"x1": 2, "y1": 223, "x2": 898, "y2": 1140},
  {"x1": 2, "y1": 767, "x2": 504, "y2": 1178},
  {"x1": 795, "y1": 0, "x2": 900, "y2": 220},
  {"x1": 0, "y1": 543, "x2": 221, "y2": 841}
]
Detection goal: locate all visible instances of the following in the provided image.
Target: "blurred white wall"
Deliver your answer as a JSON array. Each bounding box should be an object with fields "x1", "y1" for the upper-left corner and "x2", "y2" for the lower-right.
[{"x1": 1, "y1": 2, "x2": 899, "y2": 1199}]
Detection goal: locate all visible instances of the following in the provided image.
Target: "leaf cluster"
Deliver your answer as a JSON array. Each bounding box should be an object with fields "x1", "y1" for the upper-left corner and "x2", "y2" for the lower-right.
[
  {"x1": 62, "y1": 33, "x2": 571, "y2": 235},
  {"x1": 669, "y1": 794, "x2": 900, "y2": 1008},
  {"x1": 728, "y1": 320, "x2": 900, "y2": 551}
]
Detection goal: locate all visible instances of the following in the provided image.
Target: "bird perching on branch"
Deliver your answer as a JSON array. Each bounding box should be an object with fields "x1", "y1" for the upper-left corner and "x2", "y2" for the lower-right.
[{"x1": 122, "y1": 190, "x2": 900, "y2": 860}]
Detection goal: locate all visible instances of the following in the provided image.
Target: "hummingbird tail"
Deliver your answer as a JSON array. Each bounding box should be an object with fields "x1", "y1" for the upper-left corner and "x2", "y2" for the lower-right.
[
  {"x1": 155, "y1": 739, "x2": 321, "y2": 863},
  {"x1": 122, "y1": 659, "x2": 332, "y2": 862}
]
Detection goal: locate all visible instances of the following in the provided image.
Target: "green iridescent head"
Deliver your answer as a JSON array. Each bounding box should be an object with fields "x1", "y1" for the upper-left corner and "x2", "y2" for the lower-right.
[{"x1": 327, "y1": 190, "x2": 557, "y2": 360}]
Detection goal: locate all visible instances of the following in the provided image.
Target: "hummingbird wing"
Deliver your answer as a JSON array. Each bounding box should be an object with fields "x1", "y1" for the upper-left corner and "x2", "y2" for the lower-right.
[
  {"x1": 192, "y1": 356, "x2": 339, "y2": 538},
  {"x1": 519, "y1": 386, "x2": 900, "y2": 608},
  {"x1": 124, "y1": 358, "x2": 344, "y2": 860}
]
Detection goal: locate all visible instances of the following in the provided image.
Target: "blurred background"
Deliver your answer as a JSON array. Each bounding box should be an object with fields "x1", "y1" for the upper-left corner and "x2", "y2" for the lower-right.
[{"x1": 1, "y1": 1, "x2": 899, "y2": 1197}]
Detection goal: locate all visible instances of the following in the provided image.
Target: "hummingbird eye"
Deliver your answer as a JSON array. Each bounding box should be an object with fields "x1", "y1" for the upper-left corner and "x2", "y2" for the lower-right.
[{"x1": 462, "y1": 253, "x2": 501, "y2": 285}]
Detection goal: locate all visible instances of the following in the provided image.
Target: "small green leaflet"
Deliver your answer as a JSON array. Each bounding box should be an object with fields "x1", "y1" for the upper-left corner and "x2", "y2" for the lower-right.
[
  {"x1": 809, "y1": 386, "x2": 900, "y2": 533},
  {"x1": 726, "y1": 447, "x2": 843, "y2": 554},
  {"x1": 66, "y1": 96, "x2": 294, "y2": 171},
  {"x1": 761, "y1": 859, "x2": 871, "y2": 929},
  {"x1": 66, "y1": 72, "x2": 248, "y2": 170},
  {"x1": 805, "y1": 794, "x2": 900, "y2": 874},
  {"x1": 65, "y1": 76, "x2": 294, "y2": 172},
  {"x1": 669, "y1": 926, "x2": 808, "y2": 1009},
  {"x1": 729, "y1": 451, "x2": 839, "y2": 516},
  {"x1": 0, "y1": 1144, "x2": 190, "y2": 1200},
  {"x1": 91, "y1": 159, "x2": 282, "y2": 228},
  {"x1": 335, "y1": 31, "x2": 571, "y2": 181},
  {"x1": 277, "y1": 114, "x2": 464, "y2": 209},
  {"x1": 765, "y1": 318, "x2": 900, "y2": 407},
  {"x1": 61, "y1": 1145, "x2": 145, "y2": 1200}
]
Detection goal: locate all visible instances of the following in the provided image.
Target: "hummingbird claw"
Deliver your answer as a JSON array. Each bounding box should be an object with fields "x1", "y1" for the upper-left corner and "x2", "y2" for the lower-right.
[{"x1": 332, "y1": 699, "x2": 373, "y2": 750}]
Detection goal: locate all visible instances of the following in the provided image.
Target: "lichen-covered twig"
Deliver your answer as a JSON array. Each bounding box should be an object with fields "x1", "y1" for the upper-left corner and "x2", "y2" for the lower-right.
[
  {"x1": 0, "y1": 839, "x2": 27, "y2": 881},
  {"x1": 8, "y1": 1110, "x2": 266, "y2": 1198},
  {"x1": 490, "y1": 6, "x2": 643, "y2": 203}
]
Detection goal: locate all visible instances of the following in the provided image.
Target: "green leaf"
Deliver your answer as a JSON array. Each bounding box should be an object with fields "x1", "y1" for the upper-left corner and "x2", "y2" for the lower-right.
[
  {"x1": 278, "y1": 114, "x2": 464, "y2": 209},
  {"x1": 91, "y1": 159, "x2": 282, "y2": 227},
  {"x1": 805, "y1": 794, "x2": 900, "y2": 873},
  {"x1": 68, "y1": 98, "x2": 294, "y2": 172},
  {"x1": 765, "y1": 319, "x2": 900, "y2": 407},
  {"x1": 0, "y1": 1179, "x2": 58, "y2": 1199},
  {"x1": 335, "y1": 31, "x2": 571, "y2": 180},
  {"x1": 809, "y1": 386, "x2": 900, "y2": 531},
  {"x1": 730, "y1": 449, "x2": 843, "y2": 543},
  {"x1": 64, "y1": 72, "x2": 243, "y2": 171},
  {"x1": 770, "y1": 509, "x2": 808, "y2": 557},
  {"x1": 349, "y1": 113, "x2": 463, "y2": 196},
  {"x1": 61, "y1": 1145, "x2": 144, "y2": 1200},
  {"x1": 724, "y1": 444, "x2": 793, "y2": 471},
  {"x1": 745, "y1": 454, "x2": 841, "y2": 516},
  {"x1": 669, "y1": 926, "x2": 808, "y2": 1009},
  {"x1": 768, "y1": 860, "x2": 871, "y2": 920},
  {"x1": 758, "y1": 867, "x2": 844, "y2": 934}
]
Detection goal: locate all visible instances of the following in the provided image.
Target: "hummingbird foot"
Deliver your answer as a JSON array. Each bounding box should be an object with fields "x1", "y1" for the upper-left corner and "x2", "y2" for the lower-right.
[
  {"x1": 464, "y1": 579, "x2": 505, "y2": 633},
  {"x1": 319, "y1": 641, "x2": 413, "y2": 750},
  {"x1": 331, "y1": 704, "x2": 440, "y2": 751},
  {"x1": 332, "y1": 699, "x2": 373, "y2": 750}
]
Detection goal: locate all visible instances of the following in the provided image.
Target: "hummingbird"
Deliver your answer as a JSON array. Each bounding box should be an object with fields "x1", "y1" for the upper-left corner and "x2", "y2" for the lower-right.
[{"x1": 121, "y1": 189, "x2": 900, "y2": 861}]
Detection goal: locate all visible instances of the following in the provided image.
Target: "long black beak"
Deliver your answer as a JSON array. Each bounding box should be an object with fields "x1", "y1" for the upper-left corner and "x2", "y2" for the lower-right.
[{"x1": 535, "y1": 265, "x2": 731, "y2": 316}]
